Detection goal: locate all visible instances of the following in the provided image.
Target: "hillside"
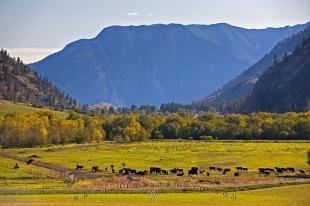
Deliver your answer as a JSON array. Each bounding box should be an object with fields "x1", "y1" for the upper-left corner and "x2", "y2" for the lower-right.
[
  {"x1": 0, "y1": 50, "x2": 77, "y2": 109},
  {"x1": 0, "y1": 100, "x2": 68, "y2": 117},
  {"x1": 29, "y1": 23, "x2": 309, "y2": 106},
  {"x1": 199, "y1": 26, "x2": 310, "y2": 107},
  {"x1": 243, "y1": 37, "x2": 310, "y2": 112}
]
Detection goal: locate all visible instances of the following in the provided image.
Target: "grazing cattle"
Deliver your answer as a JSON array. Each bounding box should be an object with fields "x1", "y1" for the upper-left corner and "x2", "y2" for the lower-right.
[
  {"x1": 206, "y1": 172, "x2": 210, "y2": 176},
  {"x1": 287, "y1": 167, "x2": 295, "y2": 173},
  {"x1": 236, "y1": 167, "x2": 247, "y2": 172},
  {"x1": 136, "y1": 170, "x2": 147, "y2": 175},
  {"x1": 150, "y1": 167, "x2": 162, "y2": 174},
  {"x1": 209, "y1": 166, "x2": 216, "y2": 171},
  {"x1": 123, "y1": 168, "x2": 130, "y2": 175},
  {"x1": 234, "y1": 172, "x2": 239, "y2": 177},
  {"x1": 162, "y1": 170, "x2": 168, "y2": 175},
  {"x1": 199, "y1": 170, "x2": 205, "y2": 174},
  {"x1": 105, "y1": 167, "x2": 108, "y2": 172},
  {"x1": 188, "y1": 167, "x2": 199, "y2": 175},
  {"x1": 242, "y1": 168, "x2": 248, "y2": 172},
  {"x1": 112, "y1": 168, "x2": 115, "y2": 174},
  {"x1": 76, "y1": 164, "x2": 84, "y2": 170},
  {"x1": 170, "y1": 168, "x2": 183, "y2": 174},
  {"x1": 26, "y1": 159, "x2": 34, "y2": 165},
  {"x1": 92, "y1": 166, "x2": 99, "y2": 172},
  {"x1": 120, "y1": 168, "x2": 133, "y2": 175},
  {"x1": 275, "y1": 167, "x2": 286, "y2": 174},
  {"x1": 259, "y1": 168, "x2": 274, "y2": 175},
  {"x1": 263, "y1": 171, "x2": 270, "y2": 176},
  {"x1": 177, "y1": 172, "x2": 184, "y2": 176},
  {"x1": 170, "y1": 168, "x2": 178, "y2": 174},
  {"x1": 130, "y1": 169, "x2": 137, "y2": 174},
  {"x1": 299, "y1": 170, "x2": 305, "y2": 175},
  {"x1": 223, "y1": 168, "x2": 231, "y2": 175},
  {"x1": 13, "y1": 163, "x2": 19, "y2": 169},
  {"x1": 258, "y1": 168, "x2": 265, "y2": 174},
  {"x1": 216, "y1": 167, "x2": 223, "y2": 172}
]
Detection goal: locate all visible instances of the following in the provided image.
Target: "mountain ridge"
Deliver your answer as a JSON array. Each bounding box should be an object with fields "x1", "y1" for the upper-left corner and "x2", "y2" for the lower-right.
[
  {"x1": 242, "y1": 37, "x2": 310, "y2": 112},
  {"x1": 199, "y1": 25, "x2": 310, "y2": 108},
  {"x1": 30, "y1": 22, "x2": 310, "y2": 106}
]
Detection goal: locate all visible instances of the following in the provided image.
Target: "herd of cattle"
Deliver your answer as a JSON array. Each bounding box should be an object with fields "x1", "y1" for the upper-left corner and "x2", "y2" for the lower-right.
[{"x1": 75, "y1": 164, "x2": 307, "y2": 177}]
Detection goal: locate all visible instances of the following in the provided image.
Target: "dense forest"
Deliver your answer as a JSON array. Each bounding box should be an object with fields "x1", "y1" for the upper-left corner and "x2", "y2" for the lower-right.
[
  {"x1": 1, "y1": 111, "x2": 310, "y2": 147},
  {"x1": 0, "y1": 49, "x2": 78, "y2": 109}
]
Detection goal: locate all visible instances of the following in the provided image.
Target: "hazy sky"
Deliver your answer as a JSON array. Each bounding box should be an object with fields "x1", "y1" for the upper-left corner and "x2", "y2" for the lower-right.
[{"x1": 1, "y1": 0, "x2": 310, "y2": 63}]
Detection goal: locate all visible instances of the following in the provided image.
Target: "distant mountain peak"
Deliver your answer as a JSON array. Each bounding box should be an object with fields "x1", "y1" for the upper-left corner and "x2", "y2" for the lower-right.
[{"x1": 30, "y1": 22, "x2": 310, "y2": 106}]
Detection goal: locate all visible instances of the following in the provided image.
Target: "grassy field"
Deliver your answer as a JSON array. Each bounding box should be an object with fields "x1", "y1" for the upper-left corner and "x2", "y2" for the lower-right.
[
  {"x1": 6, "y1": 141, "x2": 309, "y2": 173},
  {"x1": 1, "y1": 141, "x2": 309, "y2": 192},
  {"x1": 0, "y1": 100, "x2": 68, "y2": 117},
  {"x1": 0, "y1": 183, "x2": 309, "y2": 206}
]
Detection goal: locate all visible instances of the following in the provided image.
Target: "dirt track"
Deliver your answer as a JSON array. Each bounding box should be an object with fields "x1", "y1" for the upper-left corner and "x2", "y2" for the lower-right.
[{"x1": 0, "y1": 152, "x2": 99, "y2": 179}]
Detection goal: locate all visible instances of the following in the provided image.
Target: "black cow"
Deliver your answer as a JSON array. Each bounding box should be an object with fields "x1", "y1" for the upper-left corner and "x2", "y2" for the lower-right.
[
  {"x1": 206, "y1": 172, "x2": 210, "y2": 176},
  {"x1": 162, "y1": 170, "x2": 168, "y2": 175},
  {"x1": 223, "y1": 168, "x2": 231, "y2": 175},
  {"x1": 299, "y1": 170, "x2": 305, "y2": 175},
  {"x1": 76, "y1": 164, "x2": 84, "y2": 170},
  {"x1": 263, "y1": 171, "x2": 270, "y2": 176},
  {"x1": 234, "y1": 172, "x2": 239, "y2": 177},
  {"x1": 258, "y1": 168, "x2": 266, "y2": 174},
  {"x1": 27, "y1": 159, "x2": 34, "y2": 165},
  {"x1": 275, "y1": 167, "x2": 286, "y2": 174},
  {"x1": 177, "y1": 172, "x2": 184, "y2": 176},
  {"x1": 242, "y1": 168, "x2": 248, "y2": 172},
  {"x1": 188, "y1": 167, "x2": 199, "y2": 175},
  {"x1": 136, "y1": 170, "x2": 147, "y2": 175},
  {"x1": 209, "y1": 166, "x2": 216, "y2": 171},
  {"x1": 121, "y1": 168, "x2": 132, "y2": 175},
  {"x1": 92, "y1": 166, "x2": 99, "y2": 172},
  {"x1": 13, "y1": 163, "x2": 19, "y2": 169},
  {"x1": 287, "y1": 167, "x2": 295, "y2": 173},
  {"x1": 150, "y1": 167, "x2": 162, "y2": 174},
  {"x1": 170, "y1": 168, "x2": 178, "y2": 174},
  {"x1": 216, "y1": 167, "x2": 223, "y2": 172},
  {"x1": 236, "y1": 167, "x2": 243, "y2": 171},
  {"x1": 178, "y1": 168, "x2": 184, "y2": 173}
]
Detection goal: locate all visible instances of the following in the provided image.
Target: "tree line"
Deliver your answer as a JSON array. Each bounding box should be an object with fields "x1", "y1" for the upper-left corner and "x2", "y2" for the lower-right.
[{"x1": 0, "y1": 111, "x2": 309, "y2": 147}]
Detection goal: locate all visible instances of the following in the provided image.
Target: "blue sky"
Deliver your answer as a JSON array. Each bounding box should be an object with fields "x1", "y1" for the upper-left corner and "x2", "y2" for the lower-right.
[{"x1": 0, "y1": 0, "x2": 309, "y2": 63}]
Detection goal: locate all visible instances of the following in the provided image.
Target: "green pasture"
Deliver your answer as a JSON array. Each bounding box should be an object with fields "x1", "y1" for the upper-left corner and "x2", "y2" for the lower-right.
[
  {"x1": 0, "y1": 183, "x2": 309, "y2": 206},
  {"x1": 6, "y1": 141, "x2": 309, "y2": 173}
]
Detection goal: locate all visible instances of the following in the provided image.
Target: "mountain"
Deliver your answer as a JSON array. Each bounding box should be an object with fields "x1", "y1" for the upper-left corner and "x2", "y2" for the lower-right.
[
  {"x1": 199, "y1": 26, "x2": 310, "y2": 106},
  {"x1": 0, "y1": 49, "x2": 77, "y2": 109},
  {"x1": 242, "y1": 37, "x2": 310, "y2": 112},
  {"x1": 30, "y1": 22, "x2": 310, "y2": 106}
]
